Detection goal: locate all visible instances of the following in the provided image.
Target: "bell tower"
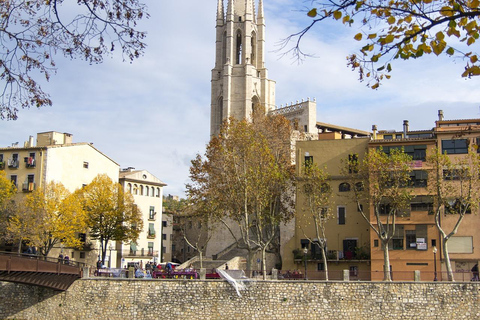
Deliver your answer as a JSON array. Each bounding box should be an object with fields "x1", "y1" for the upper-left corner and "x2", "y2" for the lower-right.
[{"x1": 210, "y1": 0, "x2": 276, "y2": 136}]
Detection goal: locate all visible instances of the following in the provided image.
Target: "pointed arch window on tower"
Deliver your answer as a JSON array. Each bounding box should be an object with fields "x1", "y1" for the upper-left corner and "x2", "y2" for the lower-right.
[
  {"x1": 216, "y1": 97, "x2": 224, "y2": 132},
  {"x1": 222, "y1": 31, "x2": 227, "y2": 64},
  {"x1": 251, "y1": 32, "x2": 256, "y2": 67},
  {"x1": 236, "y1": 31, "x2": 243, "y2": 64}
]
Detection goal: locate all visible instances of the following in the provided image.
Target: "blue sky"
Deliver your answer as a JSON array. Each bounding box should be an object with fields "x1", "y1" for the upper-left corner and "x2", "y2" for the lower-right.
[{"x1": 1, "y1": 0, "x2": 479, "y2": 197}]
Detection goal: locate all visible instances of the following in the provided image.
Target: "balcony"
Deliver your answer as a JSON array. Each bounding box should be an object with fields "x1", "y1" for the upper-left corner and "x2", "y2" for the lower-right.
[
  {"x1": 7, "y1": 159, "x2": 19, "y2": 169},
  {"x1": 124, "y1": 249, "x2": 158, "y2": 258},
  {"x1": 25, "y1": 157, "x2": 36, "y2": 168},
  {"x1": 147, "y1": 232, "x2": 156, "y2": 239},
  {"x1": 22, "y1": 182, "x2": 36, "y2": 192}
]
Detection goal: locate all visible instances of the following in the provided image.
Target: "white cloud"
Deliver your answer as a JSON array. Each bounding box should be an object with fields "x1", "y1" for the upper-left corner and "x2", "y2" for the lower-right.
[{"x1": 1, "y1": 0, "x2": 479, "y2": 197}]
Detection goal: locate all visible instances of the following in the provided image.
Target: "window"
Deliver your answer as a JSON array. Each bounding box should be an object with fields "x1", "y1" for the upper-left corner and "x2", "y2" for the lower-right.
[
  {"x1": 83, "y1": 161, "x2": 89, "y2": 169},
  {"x1": 23, "y1": 174, "x2": 35, "y2": 191},
  {"x1": 311, "y1": 239, "x2": 326, "y2": 259},
  {"x1": 26, "y1": 153, "x2": 36, "y2": 168},
  {"x1": 162, "y1": 221, "x2": 167, "y2": 228},
  {"x1": 10, "y1": 175, "x2": 17, "y2": 187},
  {"x1": 405, "y1": 230, "x2": 416, "y2": 250},
  {"x1": 374, "y1": 239, "x2": 379, "y2": 247},
  {"x1": 148, "y1": 242, "x2": 154, "y2": 255},
  {"x1": 409, "y1": 170, "x2": 428, "y2": 187},
  {"x1": 133, "y1": 184, "x2": 138, "y2": 195},
  {"x1": 148, "y1": 223, "x2": 155, "y2": 237},
  {"x1": 348, "y1": 154, "x2": 358, "y2": 173},
  {"x1": 304, "y1": 155, "x2": 313, "y2": 168},
  {"x1": 354, "y1": 182, "x2": 364, "y2": 192},
  {"x1": 337, "y1": 206, "x2": 346, "y2": 225},
  {"x1": 383, "y1": 135, "x2": 393, "y2": 140},
  {"x1": 78, "y1": 233, "x2": 86, "y2": 243},
  {"x1": 339, "y1": 183, "x2": 351, "y2": 192},
  {"x1": 162, "y1": 234, "x2": 166, "y2": 240},
  {"x1": 300, "y1": 239, "x2": 309, "y2": 249},
  {"x1": 395, "y1": 134, "x2": 403, "y2": 139},
  {"x1": 443, "y1": 169, "x2": 464, "y2": 181},
  {"x1": 80, "y1": 252, "x2": 86, "y2": 259},
  {"x1": 445, "y1": 199, "x2": 471, "y2": 214},
  {"x1": 236, "y1": 30, "x2": 242, "y2": 64},
  {"x1": 410, "y1": 196, "x2": 434, "y2": 213},
  {"x1": 442, "y1": 139, "x2": 468, "y2": 154},
  {"x1": 381, "y1": 145, "x2": 427, "y2": 161},
  {"x1": 390, "y1": 225, "x2": 404, "y2": 250},
  {"x1": 130, "y1": 242, "x2": 137, "y2": 255},
  {"x1": 8, "y1": 154, "x2": 19, "y2": 168},
  {"x1": 379, "y1": 203, "x2": 392, "y2": 215},
  {"x1": 149, "y1": 206, "x2": 155, "y2": 220},
  {"x1": 140, "y1": 185, "x2": 144, "y2": 195},
  {"x1": 349, "y1": 266, "x2": 358, "y2": 277},
  {"x1": 317, "y1": 263, "x2": 325, "y2": 271}
]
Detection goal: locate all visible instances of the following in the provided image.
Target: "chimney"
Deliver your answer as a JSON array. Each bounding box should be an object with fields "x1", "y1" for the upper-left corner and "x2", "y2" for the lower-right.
[
  {"x1": 438, "y1": 110, "x2": 444, "y2": 121},
  {"x1": 403, "y1": 120, "x2": 409, "y2": 138},
  {"x1": 372, "y1": 125, "x2": 377, "y2": 140}
]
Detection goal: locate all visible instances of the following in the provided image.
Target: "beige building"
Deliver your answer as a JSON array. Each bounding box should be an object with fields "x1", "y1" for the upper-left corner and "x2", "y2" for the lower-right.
[
  {"x1": 119, "y1": 168, "x2": 166, "y2": 268},
  {"x1": 0, "y1": 131, "x2": 120, "y2": 265}
]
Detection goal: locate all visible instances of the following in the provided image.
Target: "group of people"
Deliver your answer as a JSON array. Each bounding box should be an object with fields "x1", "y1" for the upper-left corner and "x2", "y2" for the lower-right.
[{"x1": 58, "y1": 253, "x2": 70, "y2": 264}]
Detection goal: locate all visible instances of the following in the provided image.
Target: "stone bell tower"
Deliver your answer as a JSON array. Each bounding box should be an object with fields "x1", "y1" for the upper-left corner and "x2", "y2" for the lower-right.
[{"x1": 210, "y1": 0, "x2": 276, "y2": 136}]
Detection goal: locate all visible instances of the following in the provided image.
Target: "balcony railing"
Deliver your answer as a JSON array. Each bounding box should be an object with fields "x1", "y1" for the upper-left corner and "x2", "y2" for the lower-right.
[
  {"x1": 7, "y1": 159, "x2": 19, "y2": 168},
  {"x1": 125, "y1": 249, "x2": 158, "y2": 258},
  {"x1": 22, "y1": 182, "x2": 36, "y2": 192}
]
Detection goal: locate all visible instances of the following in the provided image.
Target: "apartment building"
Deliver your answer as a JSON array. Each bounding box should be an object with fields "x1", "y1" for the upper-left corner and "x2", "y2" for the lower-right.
[
  {"x1": 0, "y1": 131, "x2": 120, "y2": 265},
  {"x1": 287, "y1": 111, "x2": 480, "y2": 281},
  {"x1": 119, "y1": 168, "x2": 166, "y2": 268}
]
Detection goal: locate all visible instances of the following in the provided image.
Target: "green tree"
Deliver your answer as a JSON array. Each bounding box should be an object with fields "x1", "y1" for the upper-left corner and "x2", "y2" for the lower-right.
[
  {"x1": 285, "y1": 0, "x2": 480, "y2": 89},
  {"x1": 0, "y1": 0, "x2": 148, "y2": 120},
  {"x1": 298, "y1": 161, "x2": 333, "y2": 280},
  {"x1": 187, "y1": 110, "x2": 295, "y2": 279},
  {"x1": 82, "y1": 174, "x2": 142, "y2": 265},
  {"x1": 344, "y1": 148, "x2": 413, "y2": 281},
  {"x1": 426, "y1": 148, "x2": 480, "y2": 281},
  {"x1": 7, "y1": 181, "x2": 86, "y2": 257}
]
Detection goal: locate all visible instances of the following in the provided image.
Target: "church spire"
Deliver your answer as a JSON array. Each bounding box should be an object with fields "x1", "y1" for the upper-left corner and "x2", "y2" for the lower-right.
[
  {"x1": 226, "y1": 0, "x2": 234, "y2": 22},
  {"x1": 216, "y1": 0, "x2": 224, "y2": 26},
  {"x1": 258, "y1": 0, "x2": 264, "y2": 19}
]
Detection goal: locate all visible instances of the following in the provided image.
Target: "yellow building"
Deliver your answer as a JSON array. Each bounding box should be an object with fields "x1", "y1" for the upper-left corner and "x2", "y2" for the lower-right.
[
  {"x1": 287, "y1": 111, "x2": 480, "y2": 281},
  {"x1": 282, "y1": 132, "x2": 372, "y2": 280}
]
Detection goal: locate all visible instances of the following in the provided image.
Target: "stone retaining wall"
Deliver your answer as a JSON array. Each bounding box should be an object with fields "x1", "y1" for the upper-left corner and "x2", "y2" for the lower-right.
[{"x1": 0, "y1": 279, "x2": 479, "y2": 319}]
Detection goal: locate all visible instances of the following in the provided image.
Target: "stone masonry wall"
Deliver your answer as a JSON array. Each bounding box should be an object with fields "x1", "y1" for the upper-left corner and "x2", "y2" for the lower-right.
[{"x1": 0, "y1": 279, "x2": 479, "y2": 319}]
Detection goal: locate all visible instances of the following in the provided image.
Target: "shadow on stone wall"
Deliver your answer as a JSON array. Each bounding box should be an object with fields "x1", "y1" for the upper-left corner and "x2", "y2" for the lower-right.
[{"x1": 0, "y1": 281, "x2": 64, "y2": 318}]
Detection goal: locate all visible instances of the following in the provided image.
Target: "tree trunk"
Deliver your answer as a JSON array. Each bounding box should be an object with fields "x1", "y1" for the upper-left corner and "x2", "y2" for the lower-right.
[
  {"x1": 199, "y1": 250, "x2": 203, "y2": 269},
  {"x1": 382, "y1": 241, "x2": 392, "y2": 281},
  {"x1": 246, "y1": 249, "x2": 254, "y2": 277},
  {"x1": 443, "y1": 239, "x2": 454, "y2": 281},
  {"x1": 262, "y1": 247, "x2": 267, "y2": 280},
  {"x1": 321, "y1": 244, "x2": 329, "y2": 281}
]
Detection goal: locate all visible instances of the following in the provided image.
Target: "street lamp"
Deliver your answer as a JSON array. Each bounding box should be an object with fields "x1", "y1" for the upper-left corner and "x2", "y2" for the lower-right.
[
  {"x1": 108, "y1": 243, "x2": 113, "y2": 268},
  {"x1": 433, "y1": 246, "x2": 438, "y2": 281},
  {"x1": 303, "y1": 247, "x2": 308, "y2": 280}
]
